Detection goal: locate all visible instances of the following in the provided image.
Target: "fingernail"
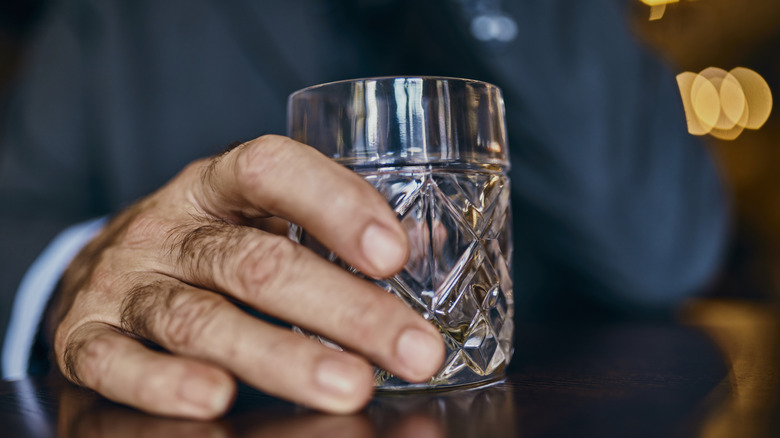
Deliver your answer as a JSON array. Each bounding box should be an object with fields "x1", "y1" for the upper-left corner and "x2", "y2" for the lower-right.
[
  {"x1": 315, "y1": 358, "x2": 360, "y2": 397},
  {"x1": 315, "y1": 359, "x2": 357, "y2": 397},
  {"x1": 362, "y1": 223, "x2": 406, "y2": 274},
  {"x1": 396, "y1": 328, "x2": 444, "y2": 380},
  {"x1": 315, "y1": 358, "x2": 372, "y2": 414},
  {"x1": 179, "y1": 375, "x2": 233, "y2": 415}
]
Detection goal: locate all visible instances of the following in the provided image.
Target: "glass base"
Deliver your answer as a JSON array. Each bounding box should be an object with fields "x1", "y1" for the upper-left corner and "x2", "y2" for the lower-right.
[{"x1": 374, "y1": 370, "x2": 507, "y2": 394}]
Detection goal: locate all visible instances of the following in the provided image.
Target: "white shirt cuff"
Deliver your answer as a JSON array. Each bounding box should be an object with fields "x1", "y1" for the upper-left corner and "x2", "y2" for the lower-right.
[{"x1": 2, "y1": 217, "x2": 106, "y2": 381}]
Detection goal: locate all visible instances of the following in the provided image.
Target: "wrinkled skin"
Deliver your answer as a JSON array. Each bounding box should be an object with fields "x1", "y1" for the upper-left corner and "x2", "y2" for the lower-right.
[{"x1": 46, "y1": 135, "x2": 445, "y2": 419}]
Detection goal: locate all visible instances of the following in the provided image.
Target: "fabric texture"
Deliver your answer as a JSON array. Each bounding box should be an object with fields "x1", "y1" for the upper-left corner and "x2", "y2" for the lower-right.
[{"x1": 1, "y1": 218, "x2": 105, "y2": 380}]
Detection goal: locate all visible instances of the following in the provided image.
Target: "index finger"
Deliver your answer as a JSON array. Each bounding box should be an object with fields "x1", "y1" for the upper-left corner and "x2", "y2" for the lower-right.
[{"x1": 194, "y1": 135, "x2": 408, "y2": 279}]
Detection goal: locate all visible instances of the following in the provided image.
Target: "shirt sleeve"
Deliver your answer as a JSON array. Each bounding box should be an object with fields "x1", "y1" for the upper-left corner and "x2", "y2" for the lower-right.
[{"x1": 2, "y1": 218, "x2": 106, "y2": 381}]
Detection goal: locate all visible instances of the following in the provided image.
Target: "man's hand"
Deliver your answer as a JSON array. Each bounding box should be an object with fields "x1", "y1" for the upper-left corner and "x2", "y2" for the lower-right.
[{"x1": 46, "y1": 135, "x2": 445, "y2": 419}]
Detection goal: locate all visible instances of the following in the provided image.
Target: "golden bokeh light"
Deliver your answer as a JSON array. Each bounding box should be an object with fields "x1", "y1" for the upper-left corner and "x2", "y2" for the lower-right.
[
  {"x1": 640, "y1": 0, "x2": 679, "y2": 5},
  {"x1": 676, "y1": 67, "x2": 773, "y2": 140},
  {"x1": 648, "y1": 4, "x2": 667, "y2": 20},
  {"x1": 719, "y1": 73, "x2": 746, "y2": 128},
  {"x1": 640, "y1": 0, "x2": 679, "y2": 21},
  {"x1": 691, "y1": 70, "x2": 722, "y2": 130},
  {"x1": 677, "y1": 72, "x2": 710, "y2": 136},
  {"x1": 730, "y1": 67, "x2": 773, "y2": 130}
]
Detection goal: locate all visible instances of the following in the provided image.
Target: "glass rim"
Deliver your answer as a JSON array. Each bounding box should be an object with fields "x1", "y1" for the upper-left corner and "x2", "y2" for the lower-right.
[
  {"x1": 288, "y1": 75, "x2": 503, "y2": 99},
  {"x1": 287, "y1": 75, "x2": 509, "y2": 168}
]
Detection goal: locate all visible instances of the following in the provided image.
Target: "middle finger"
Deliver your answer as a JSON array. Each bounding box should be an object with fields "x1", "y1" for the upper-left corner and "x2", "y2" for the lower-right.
[{"x1": 164, "y1": 221, "x2": 444, "y2": 383}]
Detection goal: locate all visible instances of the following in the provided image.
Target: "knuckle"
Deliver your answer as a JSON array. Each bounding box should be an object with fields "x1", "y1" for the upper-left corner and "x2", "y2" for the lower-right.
[
  {"x1": 80, "y1": 334, "x2": 115, "y2": 390},
  {"x1": 238, "y1": 235, "x2": 301, "y2": 300},
  {"x1": 66, "y1": 329, "x2": 116, "y2": 391},
  {"x1": 234, "y1": 135, "x2": 294, "y2": 200},
  {"x1": 253, "y1": 336, "x2": 288, "y2": 363},
  {"x1": 251, "y1": 134, "x2": 291, "y2": 156},
  {"x1": 162, "y1": 292, "x2": 224, "y2": 352},
  {"x1": 120, "y1": 282, "x2": 159, "y2": 338},
  {"x1": 172, "y1": 221, "x2": 240, "y2": 283},
  {"x1": 134, "y1": 371, "x2": 168, "y2": 407}
]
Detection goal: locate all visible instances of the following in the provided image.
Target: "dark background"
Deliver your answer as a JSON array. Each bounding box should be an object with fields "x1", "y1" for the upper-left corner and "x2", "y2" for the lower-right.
[
  {"x1": 4, "y1": 0, "x2": 780, "y2": 315},
  {"x1": 628, "y1": 0, "x2": 780, "y2": 303}
]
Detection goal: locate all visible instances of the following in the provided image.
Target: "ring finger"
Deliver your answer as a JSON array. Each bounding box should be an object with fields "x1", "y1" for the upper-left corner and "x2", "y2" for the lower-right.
[{"x1": 119, "y1": 275, "x2": 375, "y2": 413}]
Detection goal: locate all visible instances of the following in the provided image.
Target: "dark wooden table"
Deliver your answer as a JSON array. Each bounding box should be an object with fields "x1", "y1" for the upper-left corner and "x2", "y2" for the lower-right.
[{"x1": 1, "y1": 299, "x2": 778, "y2": 437}]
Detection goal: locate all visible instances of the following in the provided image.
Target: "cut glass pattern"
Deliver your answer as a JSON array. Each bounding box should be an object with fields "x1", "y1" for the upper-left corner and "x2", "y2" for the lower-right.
[{"x1": 293, "y1": 166, "x2": 513, "y2": 389}]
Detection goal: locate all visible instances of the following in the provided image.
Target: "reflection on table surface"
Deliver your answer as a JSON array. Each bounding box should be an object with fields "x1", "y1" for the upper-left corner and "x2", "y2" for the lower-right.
[
  {"x1": 679, "y1": 299, "x2": 780, "y2": 438},
  {"x1": 1, "y1": 299, "x2": 779, "y2": 437}
]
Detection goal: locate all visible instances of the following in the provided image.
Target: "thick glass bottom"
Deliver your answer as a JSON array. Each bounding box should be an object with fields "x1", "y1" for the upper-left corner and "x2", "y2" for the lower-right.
[{"x1": 374, "y1": 371, "x2": 507, "y2": 394}]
